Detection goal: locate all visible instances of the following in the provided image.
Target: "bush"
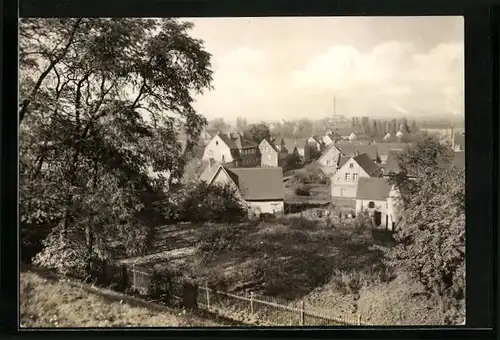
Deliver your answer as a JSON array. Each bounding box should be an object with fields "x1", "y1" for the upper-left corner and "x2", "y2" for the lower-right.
[
  {"x1": 168, "y1": 182, "x2": 247, "y2": 223},
  {"x1": 295, "y1": 185, "x2": 311, "y2": 196}
]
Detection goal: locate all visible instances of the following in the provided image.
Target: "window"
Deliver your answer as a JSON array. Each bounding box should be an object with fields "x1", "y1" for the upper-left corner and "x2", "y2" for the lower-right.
[
  {"x1": 345, "y1": 173, "x2": 351, "y2": 181},
  {"x1": 353, "y1": 173, "x2": 358, "y2": 181},
  {"x1": 349, "y1": 163, "x2": 354, "y2": 168}
]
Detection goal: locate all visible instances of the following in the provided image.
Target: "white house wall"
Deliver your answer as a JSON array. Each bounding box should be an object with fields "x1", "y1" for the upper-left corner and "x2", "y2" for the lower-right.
[{"x1": 202, "y1": 135, "x2": 234, "y2": 163}]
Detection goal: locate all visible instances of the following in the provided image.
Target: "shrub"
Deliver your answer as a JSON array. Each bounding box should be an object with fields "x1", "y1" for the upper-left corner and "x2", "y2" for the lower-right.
[
  {"x1": 294, "y1": 185, "x2": 311, "y2": 196},
  {"x1": 171, "y1": 182, "x2": 247, "y2": 223}
]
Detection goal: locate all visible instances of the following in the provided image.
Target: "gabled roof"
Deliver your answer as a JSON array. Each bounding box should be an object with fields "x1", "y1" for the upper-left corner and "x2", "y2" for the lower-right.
[
  {"x1": 260, "y1": 138, "x2": 280, "y2": 153},
  {"x1": 338, "y1": 156, "x2": 350, "y2": 169},
  {"x1": 217, "y1": 132, "x2": 258, "y2": 150},
  {"x1": 352, "y1": 153, "x2": 382, "y2": 177},
  {"x1": 356, "y1": 177, "x2": 392, "y2": 201},
  {"x1": 199, "y1": 161, "x2": 221, "y2": 182},
  {"x1": 309, "y1": 136, "x2": 324, "y2": 145},
  {"x1": 336, "y1": 143, "x2": 379, "y2": 161},
  {"x1": 217, "y1": 166, "x2": 284, "y2": 201},
  {"x1": 317, "y1": 143, "x2": 342, "y2": 163}
]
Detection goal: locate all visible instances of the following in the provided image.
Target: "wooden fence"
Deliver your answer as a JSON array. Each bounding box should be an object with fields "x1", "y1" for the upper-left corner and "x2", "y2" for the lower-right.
[
  {"x1": 197, "y1": 283, "x2": 362, "y2": 326},
  {"x1": 117, "y1": 265, "x2": 363, "y2": 326}
]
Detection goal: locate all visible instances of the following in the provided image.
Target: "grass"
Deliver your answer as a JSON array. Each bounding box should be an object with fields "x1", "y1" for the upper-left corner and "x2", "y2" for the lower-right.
[{"x1": 20, "y1": 270, "x2": 222, "y2": 328}]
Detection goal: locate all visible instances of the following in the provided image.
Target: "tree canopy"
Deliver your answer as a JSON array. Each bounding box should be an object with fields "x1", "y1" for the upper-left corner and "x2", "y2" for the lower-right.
[
  {"x1": 382, "y1": 135, "x2": 465, "y2": 324},
  {"x1": 20, "y1": 18, "x2": 213, "y2": 276}
]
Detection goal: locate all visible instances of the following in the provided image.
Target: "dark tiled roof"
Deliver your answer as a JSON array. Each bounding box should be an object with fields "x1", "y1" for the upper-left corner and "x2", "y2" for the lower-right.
[
  {"x1": 224, "y1": 167, "x2": 284, "y2": 201},
  {"x1": 353, "y1": 153, "x2": 382, "y2": 177},
  {"x1": 338, "y1": 156, "x2": 350, "y2": 169},
  {"x1": 261, "y1": 138, "x2": 280, "y2": 153},
  {"x1": 356, "y1": 177, "x2": 392, "y2": 200},
  {"x1": 217, "y1": 132, "x2": 258, "y2": 150},
  {"x1": 337, "y1": 143, "x2": 379, "y2": 161}
]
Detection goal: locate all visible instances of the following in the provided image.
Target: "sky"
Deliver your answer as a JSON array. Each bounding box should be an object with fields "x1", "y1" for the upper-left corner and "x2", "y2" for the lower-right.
[{"x1": 184, "y1": 16, "x2": 464, "y2": 123}]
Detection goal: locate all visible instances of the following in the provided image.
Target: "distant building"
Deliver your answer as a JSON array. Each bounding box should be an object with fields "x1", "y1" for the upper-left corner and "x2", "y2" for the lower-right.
[
  {"x1": 207, "y1": 165, "x2": 285, "y2": 218},
  {"x1": 259, "y1": 138, "x2": 287, "y2": 167},
  {"x1": 355, "y1": 177, "x2": 400, "y2": 231},
  {"x1": 330, "y1": 153, "x2": 383, "y2": 198},
  {"x1": 202, "y1": 132, "x2": 260, "y2": 167}
]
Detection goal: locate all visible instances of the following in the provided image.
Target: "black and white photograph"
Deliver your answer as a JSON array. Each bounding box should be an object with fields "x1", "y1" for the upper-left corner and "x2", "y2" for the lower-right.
[{"x1": 19, "y1": 16, "x2": 465, "y2": 327}]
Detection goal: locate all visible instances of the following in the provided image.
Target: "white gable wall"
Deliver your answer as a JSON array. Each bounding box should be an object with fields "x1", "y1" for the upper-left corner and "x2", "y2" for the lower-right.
[
  {"x1": 330, "y1": 158, "x2": 370, "y2": 198},
  {"x1": 202, "y1": 135, "x2": 234, "y2": 163}
]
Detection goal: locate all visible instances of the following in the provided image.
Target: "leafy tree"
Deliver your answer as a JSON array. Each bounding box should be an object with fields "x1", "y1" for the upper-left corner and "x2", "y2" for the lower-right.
[
  {"x1": 382, "y1": 136, "x2": 464, "y2": 324},
  {"x1": 21, "y1": 18, "x2": 213, "y2": 276},
  {"x1": 175, "y1": 182, "x2": 246, "y2": 222},
  {"x1": 243, "y1": 123, "x2": 271, "y2": 143}
]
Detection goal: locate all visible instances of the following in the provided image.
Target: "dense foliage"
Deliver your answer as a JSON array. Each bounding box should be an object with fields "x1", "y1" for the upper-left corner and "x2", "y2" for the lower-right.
[
  {"x1": 164, "y1": 182, "x2": 246, "y2": 223},
  {"x1": 20, "y1": 18, "x2": 213, "y2": 276},
  {"x1": 383, "y1": 135, "x2": 465, "y2": 324}
]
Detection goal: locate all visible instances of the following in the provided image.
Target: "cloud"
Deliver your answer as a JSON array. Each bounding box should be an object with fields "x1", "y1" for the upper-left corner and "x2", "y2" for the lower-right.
[{"x1": 194, "y1": 40, "x2": 464, "y2": 121}]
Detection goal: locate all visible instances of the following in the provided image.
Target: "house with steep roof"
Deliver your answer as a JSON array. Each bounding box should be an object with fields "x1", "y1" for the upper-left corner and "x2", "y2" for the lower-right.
[
  {"x1": 259, "y1": 138, "x2": 287, "y2": 167},
  {"x1": 202, "y1": 132, "x2": 260, "y2": 167},
  {"x1": 277, "y1": 137, "x2": 307, "y2": 157},
  {"x1": 207, "y1": 165, "x2": 285, "y2": 218},
  {"x1": 355, "y1": 177, "x2": 400, "y2": 231},
  {"x1": 316, "y1": 143, "x2": 343, "y2": 174},
  {"x1": 330, "y1": 153, "x2": 383, "y2": 198},
  {"x1": 306, "y1": 136, "x2": 325, "y2": 151},
  {"x1": 335, "y1": 142, "x2": 380, "y2": 163}
]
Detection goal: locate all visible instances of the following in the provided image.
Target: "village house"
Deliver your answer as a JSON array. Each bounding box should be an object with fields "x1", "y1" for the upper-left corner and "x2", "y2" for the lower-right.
[
  {"x1": 322, "y1": 131, "x2": 342, "y2": 145},
  {"x1": 306, "y1": 136, "x2": 325, "y2": 151},
  {"x1": 330, "y1": 153, "x2": 383, "y2": 198},
  {"x1": 316, "y1": 143, "x2": 343, "y2": 174},
  {"x1": 259, "y1": 138, "x2": 287, "y2": 167},
  {"x1": 355, "y1": 177, "x2": 400, "y2": 231},
  {"x1": 206, "y1": 165, "x2": 285, "y2": 218},
  {"x1": 335, "y1": 142, "x2": 380, "y2": 163},
  {"x1": 278, "y1": 137, "x2": 307, "y2": 157},
  {"x1": 202, "y1": 132, "x2": 260, "y2": 167}
]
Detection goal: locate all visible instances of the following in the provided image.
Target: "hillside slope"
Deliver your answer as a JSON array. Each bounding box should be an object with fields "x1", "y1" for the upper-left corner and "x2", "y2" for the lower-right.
[{"x1": 20, "y1": 271, "x2": 221, "y2": 328}]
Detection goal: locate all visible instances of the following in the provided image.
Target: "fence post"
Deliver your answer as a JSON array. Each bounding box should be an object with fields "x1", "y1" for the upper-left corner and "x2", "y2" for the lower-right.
[
  {"x1": 300, "y1": 301, "x2": 304, "y2": 326},
  {"x1": 205, "y1": 282, "x2": 210, "y2": 310},
  {"x1": 250, "y1": 292, "x2": 254, "y2": 314}
]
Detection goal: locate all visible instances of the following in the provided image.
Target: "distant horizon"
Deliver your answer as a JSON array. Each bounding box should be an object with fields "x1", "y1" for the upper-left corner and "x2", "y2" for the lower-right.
[{"x1": 186, "y1": 16, "x2": 464, "y2": 123}]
